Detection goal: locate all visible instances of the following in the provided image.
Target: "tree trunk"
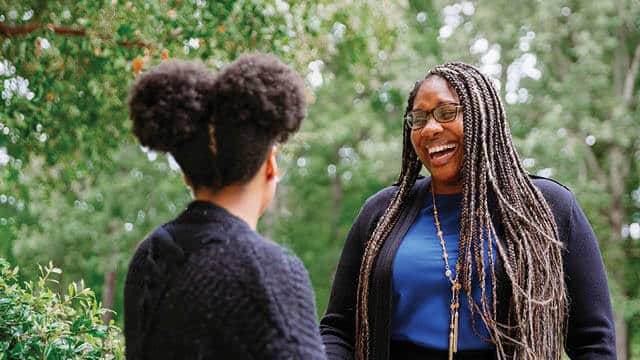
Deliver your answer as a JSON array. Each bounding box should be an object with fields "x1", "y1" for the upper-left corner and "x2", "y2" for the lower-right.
[
  {"x1": 329, "y1": 146, "x2": 344, "y2": 243},
  {"x1": 101, "y1": 270, "x2": 117, "y2": 325},
  {"x1": 615, "y1": 311, "x2": 628, "y2": 360},
  {"x1": 329, "y1": 166, "x2": 343, "y2": 243},
  {"x1": 608, "y1": 146, "x2": 630, "y2": 360}
]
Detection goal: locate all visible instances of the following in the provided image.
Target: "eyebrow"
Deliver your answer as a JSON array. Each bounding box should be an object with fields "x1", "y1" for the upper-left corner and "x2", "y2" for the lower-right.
[{"x1": 412, "y1": 101, "x2": 459, "y2": 111}]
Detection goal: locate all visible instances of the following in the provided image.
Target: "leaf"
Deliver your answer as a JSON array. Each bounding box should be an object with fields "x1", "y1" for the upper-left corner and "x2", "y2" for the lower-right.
[{"x1": 116, "y1": 24, "x2": 132, "y2": 37}]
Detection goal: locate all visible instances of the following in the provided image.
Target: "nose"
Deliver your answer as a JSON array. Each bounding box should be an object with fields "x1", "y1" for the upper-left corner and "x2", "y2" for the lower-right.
[{"x1": 418, "y1": 116, "x2": 443, "y2": 139}]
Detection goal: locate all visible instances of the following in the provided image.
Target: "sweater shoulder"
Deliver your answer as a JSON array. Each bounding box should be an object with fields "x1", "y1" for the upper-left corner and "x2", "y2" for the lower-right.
[
  {"x1": 529, "y1": 174, "x2": 572, "y2": 196},
  {"x1": 185, "y1": 229, "x2": 303, "y2": 296},
  {"x1": 125, "y1": 223, "x2": 174, "y2": 282},
  {"x1": 528, "y1": 175, "x2": 579, "y2": 234},
  {"x1": 190, "y1": 233, "x2": 325, "y2": 358},
  {"x1": 188, "y1": 229, "x2": 280, "y2": 274},
  {"x1": 529, "y1": 175, "x2": 576, "y2": 210}
]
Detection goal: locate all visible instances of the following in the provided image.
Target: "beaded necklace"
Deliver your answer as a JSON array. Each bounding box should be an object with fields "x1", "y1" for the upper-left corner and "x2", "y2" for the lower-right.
[{"x1": 431, "y1": 188, "x2": 461, "y2": 360}]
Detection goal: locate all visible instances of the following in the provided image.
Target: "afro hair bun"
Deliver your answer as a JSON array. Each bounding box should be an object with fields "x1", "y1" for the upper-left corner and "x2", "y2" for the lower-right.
[
  {"x1": 210, "y1": 53, "x2": 306, "y2": 142},
  {"x1": 128, "y1": 60, "x2": 215, "y2": 152}
]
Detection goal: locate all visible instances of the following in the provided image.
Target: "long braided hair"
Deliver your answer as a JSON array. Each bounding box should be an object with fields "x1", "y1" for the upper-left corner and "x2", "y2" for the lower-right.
[{"x1": 354, "y1": 62, "x2": 567, "y2": 359}]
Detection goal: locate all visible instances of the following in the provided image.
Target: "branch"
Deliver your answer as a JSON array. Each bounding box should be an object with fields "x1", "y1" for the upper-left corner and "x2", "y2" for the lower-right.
[
  {"x1": 47, "y1": 24, "x2": 86, "y2": 36},
  {"x1": 623, "y1": 43, "x2": 640, "y2": 105},
  {"x1": 0, "y1": 23, "x2": 150, "y2": 48},
  {"x1": 0, "y1": 23, "x2": 41, "y2": 35},
  {"x1": 0, "y1": 23, "x2": 85, "y2": 36},
  {"x1": 118, "y1": 41, "x2": 149, "y2": 48}
]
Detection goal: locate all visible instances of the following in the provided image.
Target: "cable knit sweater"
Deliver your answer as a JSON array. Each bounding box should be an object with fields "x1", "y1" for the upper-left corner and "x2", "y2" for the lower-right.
[{"x1": 124, "y1": 201, "x2": 326, "y2": 360}]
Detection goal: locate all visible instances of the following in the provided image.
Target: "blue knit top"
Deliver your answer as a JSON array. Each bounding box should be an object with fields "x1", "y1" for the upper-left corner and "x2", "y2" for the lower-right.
[{"x1": 391, "y1": 192, "x2": 495, "y2": 350}]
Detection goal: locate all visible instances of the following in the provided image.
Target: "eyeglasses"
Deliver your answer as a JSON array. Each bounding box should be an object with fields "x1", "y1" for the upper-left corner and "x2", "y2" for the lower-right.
[{"x1": 404, "y1": 103, "x2": 462, "y2": 130}]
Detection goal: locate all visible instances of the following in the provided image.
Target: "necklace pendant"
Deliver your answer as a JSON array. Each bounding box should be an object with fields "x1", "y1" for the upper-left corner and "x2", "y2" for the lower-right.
[
  {"x1": 448, "y1": 330, "x2": 454, "y2": 360},
  {"x1": 453, "y1": 310, "x2": 459, "y2": 353},
  {"x1": 433, "y1": 188, "x2": 460, "y2": 360}
]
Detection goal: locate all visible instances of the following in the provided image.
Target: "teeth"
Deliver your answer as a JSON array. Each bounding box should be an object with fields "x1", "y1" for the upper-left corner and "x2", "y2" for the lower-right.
[{"x1": 428, "y1": 144, "x2": 457, "y2": 155}]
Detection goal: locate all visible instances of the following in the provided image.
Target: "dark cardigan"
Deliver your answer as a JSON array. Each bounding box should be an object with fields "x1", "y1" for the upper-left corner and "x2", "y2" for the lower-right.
[
  {"x1": 320, "y1": 176, "x2": 615, "y2": 360},
  {"x1": 124, "y1": 201, "x2": 326, "y2": 360}
]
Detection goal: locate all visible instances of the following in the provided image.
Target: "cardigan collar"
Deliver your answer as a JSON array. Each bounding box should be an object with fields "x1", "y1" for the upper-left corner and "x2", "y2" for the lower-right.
[{"x1": 176, "y1": 200, "x2": 250, "y2": 227}]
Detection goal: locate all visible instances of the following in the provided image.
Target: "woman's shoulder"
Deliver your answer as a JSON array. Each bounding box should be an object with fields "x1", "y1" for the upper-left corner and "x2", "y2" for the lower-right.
[
  {"x1": 248, "y1": 237, "x2": 314, "y2": 293},
  {"x1": 529, "y1": 175, "x2": 575, "y2": 203},
  {"x1": 244, "y1": 233, "x2": 302, "y2": 269},
  {"x1": 188, "y1": 227, "x2": 305, "y2": 286},
  {"x1": 127, "y1": 223, "x2": 181, "y2": 275},
  {"x1": 127, "y1": 218, "x2": 274, "y2": 281},
  {"x1": 529, "y1": 174, "x2": 572, "y2": 195},
  {"x1": 361, "y1": 176, "x2": 429, "y2": 214},
  {"x1": 528, "y1": 174, "x2": 578, "y2": 223}
]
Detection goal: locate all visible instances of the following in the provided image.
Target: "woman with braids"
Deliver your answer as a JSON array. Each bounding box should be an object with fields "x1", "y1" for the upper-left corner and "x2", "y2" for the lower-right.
[
  {"x1": 124, "y1": 54, "x2": 326, "y2": 359},
  {"x1": 320, "y1": 62, "x2": 615, "y2": 360}
]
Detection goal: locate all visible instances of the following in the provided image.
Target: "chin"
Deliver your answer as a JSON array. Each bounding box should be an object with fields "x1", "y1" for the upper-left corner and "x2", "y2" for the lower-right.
[
  {"x1": 426, "y1": 156, "x2": 461, "y2": 177},
  {"x1": 427, "y1": 165, "x2": 463, "y2": 192}
]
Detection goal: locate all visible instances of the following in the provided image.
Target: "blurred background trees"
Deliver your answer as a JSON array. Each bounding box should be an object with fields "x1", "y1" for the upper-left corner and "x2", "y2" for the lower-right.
[{"x1": 1, "y1": 0, "x2": 638, "y2": 358}]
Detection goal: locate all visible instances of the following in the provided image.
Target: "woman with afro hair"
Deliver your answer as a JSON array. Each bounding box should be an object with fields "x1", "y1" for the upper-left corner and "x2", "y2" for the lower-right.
[{"x1": 124, "y1": 53, "x2": 327, "y2": 360}]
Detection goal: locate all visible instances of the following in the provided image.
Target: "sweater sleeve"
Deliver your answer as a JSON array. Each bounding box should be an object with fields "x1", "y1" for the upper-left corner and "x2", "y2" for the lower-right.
[
  {"x1": 319, "y1": 209, "x2": 365, "y2": 360},
  {"x1": 320, "y1": 188, "x2": 395, "y2": 360},
  {"x1": 275, "y1": 254, "x2": 328, "y2": 360},
  {"x1": 123, "y1": 237, "x2": 152, "y2": 360},
  {"x1": 563, "y1": 194, "x2": 616, "y2": 359}
]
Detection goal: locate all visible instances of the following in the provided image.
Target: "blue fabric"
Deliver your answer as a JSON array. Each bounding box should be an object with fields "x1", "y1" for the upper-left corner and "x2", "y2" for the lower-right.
[{"x1": 391, "y1": 192, "x2": 495, "y2": 351}]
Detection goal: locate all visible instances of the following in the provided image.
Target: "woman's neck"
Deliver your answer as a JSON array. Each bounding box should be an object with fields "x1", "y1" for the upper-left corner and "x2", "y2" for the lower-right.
[{"x1": 430, "y1": 181, "x2": 462, "y2": 195}]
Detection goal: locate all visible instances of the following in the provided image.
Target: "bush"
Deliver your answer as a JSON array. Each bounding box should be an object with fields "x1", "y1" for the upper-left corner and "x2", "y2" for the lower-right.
[{"x1": 0, "y1": 258, "x2": 123, "y2": 359}]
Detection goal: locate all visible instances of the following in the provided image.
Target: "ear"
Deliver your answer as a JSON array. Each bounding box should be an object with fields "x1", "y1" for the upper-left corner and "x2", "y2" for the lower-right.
[
  {"x1": 183, "y1": 174, "x2": 193, "y2": 188},
  {"x1": 265, "y1": 146, "x2": 278, "y2": 182}
]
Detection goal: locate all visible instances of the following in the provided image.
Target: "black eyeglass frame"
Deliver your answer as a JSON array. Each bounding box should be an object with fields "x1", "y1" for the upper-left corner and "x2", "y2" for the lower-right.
[{"x1": 404, "y1": 103, "x2": 462, "y2": 130}]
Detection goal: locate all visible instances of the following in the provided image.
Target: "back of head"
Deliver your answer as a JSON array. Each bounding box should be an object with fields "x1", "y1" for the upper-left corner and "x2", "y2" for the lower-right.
[
  {"x1": 209, "y1": 53, "x2": 306, "y2": 188},
  {"x1": 129, "y1": 60, "x2": 215, "y2": 152},
  {"x1": 127, "y1": 54, "x2": 306, "y2": 190}
]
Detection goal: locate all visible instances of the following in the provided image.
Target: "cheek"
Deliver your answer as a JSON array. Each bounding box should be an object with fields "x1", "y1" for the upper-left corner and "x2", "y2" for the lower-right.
[
  {"x1": 453, "y1": 119, "x2": 464, "y2": 139},
  {"x1": 410, "y1": 132, "x2": 421, "y2": 154}
]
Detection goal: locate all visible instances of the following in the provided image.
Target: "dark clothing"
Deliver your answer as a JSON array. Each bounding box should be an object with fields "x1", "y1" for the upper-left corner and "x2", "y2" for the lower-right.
[
  {"x1": 320, "y1": 176, "x2": 615, "y2": 360},
  {"x1": 124, "y1": 201, "x2": 326, "y2": 360},
  {"x1": 390, "y1": 340, "x2": 496, "y2": 360}
]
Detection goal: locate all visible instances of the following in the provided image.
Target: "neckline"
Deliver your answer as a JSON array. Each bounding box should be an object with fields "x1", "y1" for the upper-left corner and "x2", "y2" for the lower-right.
[
  {"x1": 177, "y1": 200, "x2": 251, "y2": 229},
  {"x1": 432, "y1": 192, "x2": 463, "y2": 197},
  {"x1": 428, "y1": 191, "x2": 462, "y2": 210}
]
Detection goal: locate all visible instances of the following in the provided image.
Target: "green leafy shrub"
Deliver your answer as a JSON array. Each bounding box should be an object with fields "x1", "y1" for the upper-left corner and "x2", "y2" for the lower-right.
[{"x1": 0, "y1": 258, "x2": 123, "y2": 359}]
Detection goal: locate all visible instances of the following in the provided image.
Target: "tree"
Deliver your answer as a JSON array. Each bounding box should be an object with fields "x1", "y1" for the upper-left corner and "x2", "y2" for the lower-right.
[{"x1": 1, "y1": 0, "x2": 404, "y2": 326}]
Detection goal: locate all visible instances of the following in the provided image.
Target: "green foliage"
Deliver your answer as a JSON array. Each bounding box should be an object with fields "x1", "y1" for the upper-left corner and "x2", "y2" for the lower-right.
[
  {"x1": 12, "y1": 145, "x2": 191, "y2": 322},
  {"x1": 1, "y1": 0, "x2": 404, "y2": 325},
  {"x1": 0, "y1": 258, "x2": 123, "y2": 359}
]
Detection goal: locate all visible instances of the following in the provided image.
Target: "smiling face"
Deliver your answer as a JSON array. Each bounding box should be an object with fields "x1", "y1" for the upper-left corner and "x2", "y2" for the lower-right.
[{"x1": 410, "y1": 75, "x2": 464, "y2": 194}]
